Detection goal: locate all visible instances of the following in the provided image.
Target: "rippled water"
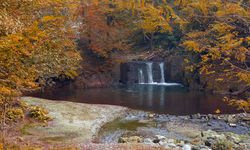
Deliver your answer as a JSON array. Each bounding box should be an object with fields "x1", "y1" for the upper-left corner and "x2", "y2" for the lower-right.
[{"x1": 30, "y1": 84, "x2": 238, "y2": 115}]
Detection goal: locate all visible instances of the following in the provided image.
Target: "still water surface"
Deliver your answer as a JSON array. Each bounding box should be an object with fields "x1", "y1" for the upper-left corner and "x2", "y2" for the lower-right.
[{"x1": 31, "y1": 85, "x2": 238, "y2": 115}]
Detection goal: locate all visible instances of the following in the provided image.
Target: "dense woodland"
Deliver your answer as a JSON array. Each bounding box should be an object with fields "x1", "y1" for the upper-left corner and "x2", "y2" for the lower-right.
[{"x1": 0, "y1": 0, "x2": 250, "y2": 128}]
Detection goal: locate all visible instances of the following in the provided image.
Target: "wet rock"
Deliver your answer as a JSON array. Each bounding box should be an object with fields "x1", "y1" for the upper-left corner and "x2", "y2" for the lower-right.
[
  {"x1": 186, "y1": 131, "x2": 201, "y2": 139},
  {"x1": 148, "y1": 113, "x2": 156, "y2": 118},
  {"x1": 199, "y1": 146, "x2": 212, "y2": 150},
  {"x1": 211, "y1": 139, "x2": 234, "y2": 150},
  {"x1": 225, "y1": 132, "x2": 242, "y2": 144},
  {"x1": 153, "y1": 139, "x2": 160, "y2": 143},
  {"x1": 228, "y1": 123, "x2": 237, "y2": 127},
  {"x1": 207, "y1": 114, "x2": 213, "y2": 119},
  {"x1": 227, "y1": 115, "x2": 237, "y2": 123},
  {"x1": 118, "y1": 136, "x2": 142, "y2": 143},
  {"x1": 207, "y1": 122, "x2": 212, "y2": 126},
  {"x1": 144, "y1": 138, "x2": 157, "y2": 146},
  {"x1": 138, "y1": 119, "x2": 150, "y2": 124},
  {"x1": 238, "y1": 143, "x2": 248, "y2": 149},
  {"x1": 144, "y1": 138, "x2": 153, "y2": 144},
  {"x1": 204, "y1": 140, "x2": 212, "y2": 147},
  {"x1": 242, "y1": 116, "x2": 250, "y2": 122},
  {"x1": 162, "y1": 143, "x2": 177, "y2": 149},
  {"x1": 182, "y1": 144, "x2": 191, "y2": 150},
  {"x1": 179, "y1": 140, "x2": 185, "y2": 145},
  {"x1": 155, "y1": 135, "x2": 166, "y2": 141},
  {"x1": 201, "y1": 130, "x2": 225, "y2": 140},
  {"x1": 193, "y1": 113, "x2": 201, "y2": 119}
]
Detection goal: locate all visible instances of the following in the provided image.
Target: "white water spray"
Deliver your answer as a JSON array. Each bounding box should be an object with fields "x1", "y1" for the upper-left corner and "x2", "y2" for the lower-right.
[
  {"x1": 146, "y1": 62, "x2": 154, "y2": 84},
  {"x1": 159, "y1": 62, "x2": 165, "y2": 83},
  {"x1": 138, "y1": 69, "x2": 145, "y2": 84}
]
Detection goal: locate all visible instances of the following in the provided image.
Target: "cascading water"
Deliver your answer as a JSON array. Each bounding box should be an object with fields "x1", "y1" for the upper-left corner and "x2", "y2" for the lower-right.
[
  {"x1": 138, "y1": 69, "x2": 145, "y2": 84},
  {"x1": 159, "y1": 62, "x2": 165, "y2": 83},
  {"x1": 146, "y1": 62, "x2": 154, "y2": 83},
  {"x1": 136, "y1": 62, "x2": 182, "y2": 86}
]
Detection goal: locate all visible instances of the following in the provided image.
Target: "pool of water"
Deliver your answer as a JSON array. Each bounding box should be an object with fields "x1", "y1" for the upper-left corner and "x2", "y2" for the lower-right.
[{"x1": 30, "y1": 84, "x2": 238, "y2": 115}]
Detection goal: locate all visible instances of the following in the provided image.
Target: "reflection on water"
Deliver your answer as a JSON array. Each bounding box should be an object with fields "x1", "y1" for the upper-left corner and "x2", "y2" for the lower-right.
[{"x1": 30, "y1": 85, "x2": 238, "y2": 115}]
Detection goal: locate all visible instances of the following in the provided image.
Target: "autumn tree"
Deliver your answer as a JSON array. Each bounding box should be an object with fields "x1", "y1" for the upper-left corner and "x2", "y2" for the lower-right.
[
  {"x1": 178, "y1": 0, "x2": 250, "y2": 93},
  {"x1": 0, "y1": 0, "x2": 82, "y2": 118},
  {"x1": 79, "y1": 0, "x2": 133, "y2": 58}
]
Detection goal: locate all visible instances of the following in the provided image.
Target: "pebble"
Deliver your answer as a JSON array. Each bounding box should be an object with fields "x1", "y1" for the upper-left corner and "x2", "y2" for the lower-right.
[
  {"x1": 228, "y1": 123, "x2": 237, "y2": 127},
  {"x1": 182, "y1": 144, "x2": 191, "y2": 150},
  {"x1": 155, "y1": 135, "x2": 166, "y2": 140}
]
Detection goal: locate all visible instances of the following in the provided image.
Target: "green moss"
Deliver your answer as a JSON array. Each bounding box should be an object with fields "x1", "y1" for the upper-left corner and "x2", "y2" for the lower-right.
[
  {"x1": 41, "y1": 136, "x2": 68, "y2": 142},
  {"x1": 40, "y1": 132, "x2": 79, "y2": 143},
  {"x1": 20, "y1": 124, "x2": 36, "y2": 135},
  {"x1": 101, "y1": 119, "x2": 153, "y2": 132}
]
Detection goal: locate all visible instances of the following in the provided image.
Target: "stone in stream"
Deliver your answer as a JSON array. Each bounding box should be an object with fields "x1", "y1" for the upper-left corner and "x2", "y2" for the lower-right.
[
  {"x1": 182, "y1": 144, "x2": 191, "y2": 150},
  {"x1": 228, "y1": 123, "x2": 237, "y2": 127},
  {"x1": 226, "y1": 115, "x2": 237, "y2": 123},
  {"x1": 162, "y1": 143, "x2": 177, "y2": 149},
  {"x1": 118, "y1": 136, "x2": 143, "y2": 143},
  {"x1": 144, "y1": 138, "x2": 157, "y2": 147},
  {"x1": 148, "y1": 113, "x2": 156, "y2": 118},
  {"x1": 155, "y1": 135, "x2": 166, "y2": 141}
]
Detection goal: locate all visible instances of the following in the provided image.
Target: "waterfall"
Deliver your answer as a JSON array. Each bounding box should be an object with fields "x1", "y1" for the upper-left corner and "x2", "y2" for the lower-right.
[
  {"x1": 134, "y1": 61, "x2": 182, "y2": 86},
  {"x1": 138, "y1": 69, "x2": 145, "y2": 84},
  {"x1": 146, "y1": 62, "x2": 154, "y2": 83},
  {"x1": 159, "y1": 62, "x2": 165, "y2": 83}
]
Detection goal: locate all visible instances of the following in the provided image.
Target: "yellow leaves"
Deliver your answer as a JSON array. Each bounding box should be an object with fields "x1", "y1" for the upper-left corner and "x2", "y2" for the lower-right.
[
  {"x1": 199, "y1": 64, "x2": 216, "y2": 75},
  {"x1": 139, "y1": 4, "x2": 172, "y2": 34},
  {"x1": 0, "y1": 87, "x2": 12, "y2": 96},
  {"x1": 192, "y1": 0, "x2": 209, "y2": 15},
  {"x1": 216, "y1": 2, "x2": 248, "y2": 17},
  {"x1": 182, "y1": 40, "x2": 200, "y2": 52},
  {"x1": 185, "y1": 65, "x2": 194, "y2": 72},
  {"x1": 186, "y1": 31, "x2": 205, "y2": 39},
  {"x1": 224, "y1": 97, "x2": 250, "y2": 113},
  {"x1": 41, "y1": 16, "x2": 61, "y2": 23},
  {"x1": 211, "y1": 23, "x2": 234, "y2": 34},
  {"x1": 215, "y1": 78, "x2": 224, "y2": 81},
  {"x1": 0, "y1": 0, "x2": 82, "y2": 108},
  {"x1": 235, "y1": 47, "x2": 247, "y2": 62},
  {"x1": 245, "y1": 37, "x2": 250, "y2": 45},
  {"x1": 237, "y1": 72, "x2": 250, "y2": 86},
  {"x1": 6, "y1": 108, "x2": 24, "y2": 121},
  {"x1": 64, "y1": 70, "x2": 78, "y2": 79},
  {"x1": 215, "y1": 109, "x2": 221, "y2": 114},
  {"x1": 23, "y1": 82, "x2": 38, "y2": 89}
]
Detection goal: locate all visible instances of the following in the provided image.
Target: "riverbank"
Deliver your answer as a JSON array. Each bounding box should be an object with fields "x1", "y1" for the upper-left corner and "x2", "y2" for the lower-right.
[
  {"x1": 97, "y1": 111, "x2": 250, "y2": 149},
  {"x1": 3, "y1": 97, "x2": 250, "y2": 149}
]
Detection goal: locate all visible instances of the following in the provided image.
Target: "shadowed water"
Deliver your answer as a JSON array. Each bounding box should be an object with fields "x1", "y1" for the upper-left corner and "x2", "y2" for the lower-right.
[{"x1": 30, "y1": 85, "x2": 238, "y2": 115}]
